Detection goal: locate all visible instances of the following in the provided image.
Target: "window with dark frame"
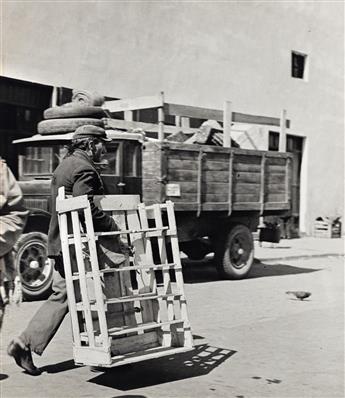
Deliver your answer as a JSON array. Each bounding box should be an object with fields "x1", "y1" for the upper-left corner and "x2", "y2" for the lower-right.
[
  {"x1": 291, "y1": 51, "x2": 307, "y2": 79},
  {"x1": 268, "y1": 131, "x2": 279, "y2": 151}
]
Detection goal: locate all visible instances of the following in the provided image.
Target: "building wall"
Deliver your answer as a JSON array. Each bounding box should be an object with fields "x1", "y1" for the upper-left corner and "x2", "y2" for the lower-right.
[{"x1": 2, "y1": 1, "x2": 344, "y2": 234}]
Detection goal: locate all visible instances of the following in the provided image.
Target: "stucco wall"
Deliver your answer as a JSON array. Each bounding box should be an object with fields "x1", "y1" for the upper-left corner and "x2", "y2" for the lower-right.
[{"x1": 2, "y1": 1, "x2": 344, "y2": 234}]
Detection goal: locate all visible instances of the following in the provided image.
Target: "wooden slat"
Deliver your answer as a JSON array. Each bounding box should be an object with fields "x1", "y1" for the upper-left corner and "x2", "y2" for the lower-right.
[
  {"x1": 266, "y1": 157, "x2": 287, "y2": 166},
  {"x1": 108, "y1": 210, "x2": 135, "y2": 329},
  {"x1": 160, "y1": 142, "x2": 168, "y2": 202},
  {"x1": 158, "y1": 92, "x2": 165, "y2": 141},
  {"x1": 232, "y1": 203, "x2": 261, "y2": 211},
  {"x1": 109, "y1": 330, "x2": 158, "y2": 355},
  {"x1": 104, "y1": 117, "x2": 198, "y2": 135},
  {"x1": 286, "y1": 157, "x2": 291, "y2": 203},
  {"x1": 106, "y1": 292, "x2": 183, "y2": 305},
  {"x1": 109, "y1": 319, "x2": 184, "y2": 337},
  {"x1": 104, "y1": 94, "x2": 163, "y2": 113},
  {"x1": 233, "y1": 193, "x2": 260, "y2": 202},
  {"x1": 56, "y1": 195, "x2": 89, "y2": 213},
  {"x1": 232, "y1": 112, "x2": 290, "y2": 128},
  {"x1": 168, "y1": 158, "x2": 232, "y2": 171},
  {"x1": 152, "y1": 141, "x2": 292, "y2": 158},
  {"x1": 233, "y1": 183, "x2": 261, "y2": 194},
  {"x1": 164, "y1": 102, "x2": 223, "y2": 121},
  {"x1": 57, "y1": 200, "x2": 81, "y2": 346},
  {"x1": 71, "y1": 210, "x2": 95, "y2": 347},
  {"x1": 234, "y1": 173, "x2": 261, "y2": 183},
  {"x1": 265, "y1": 194, "x2": 287, "y2": 202},
  {"x1": 223, "y1": 100, "x2": 232, "y2": 148},
  {"x1": 166, "y1": 201, "x2": 193, "y2": 348},
  {"x1": 197, "y1": 149, "x2": 204, "y2": 216},
  {"x1": 265, "y1": 174, "x2": 288, "y2": 184},
  {"x1": 94, "y1": 195, "x2": 140, "y2": 211},
  {"x1": 259, "y1": 155, "x2": 266, "y2": 215},
  {"x1": 264, "y1": 202, "x2": 290, "y2": 210},
  {"x1": 83, "y1": 206, "x2": 111, "y2": 350},
  {"x1": 128, "y1": 204, "x2": 156, "y2": 323},
  {"x1": 153, "y1": 204, "x2": 174, "y2": 346},
  {"x1": 73, "y1": 346, "x2": 112, "y2": 367},
  {"x1": 146, "y1": 201, "x2": 293, "y2": 213},
  {"x1": 264, "y1": 183, "x2": 287, "y2": 193},
  {"x1": 279, "y1": 109, "x2": 287, "y2": 152},
  {"x1": 67, "y1": 227, "x2": 168, "y2": 241},
  {"x1": 233, "y1": 163, "x2": 262, "y2": 173},
  {"x1": 228, "y1": 152, "x2": 233, "y2": 215},
  {"x1": 72, "y1": 263, "x2": 180, "y2": 279},
  {"x1": 163, "y1": 149, "x2": 199, "y2": 162}
]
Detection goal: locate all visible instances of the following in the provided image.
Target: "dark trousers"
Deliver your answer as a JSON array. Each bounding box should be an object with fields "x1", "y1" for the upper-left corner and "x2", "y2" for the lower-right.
[{"x1": 20, "y1": 268, "x2": 68, "y2": 355}]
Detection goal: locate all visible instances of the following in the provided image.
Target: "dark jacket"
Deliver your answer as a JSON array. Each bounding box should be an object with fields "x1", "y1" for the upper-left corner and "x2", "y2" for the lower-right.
[{"x1": 48, "y1": 149, "x2": 117, "y2": 258}]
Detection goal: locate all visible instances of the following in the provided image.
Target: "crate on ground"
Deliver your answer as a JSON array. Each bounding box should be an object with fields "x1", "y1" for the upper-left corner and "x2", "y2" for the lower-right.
[
  {"x1": 56, "y1": 189, "x2": 193, "y2": 368},
  {"x1": 313, "y1": 216, "x2": 341, "y2": 238}
]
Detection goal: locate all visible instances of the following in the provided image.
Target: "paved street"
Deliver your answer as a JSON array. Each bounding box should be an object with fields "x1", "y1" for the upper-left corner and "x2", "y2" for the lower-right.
[{"x1": 1, "y1": 238, "x2": 344, "y2": 398}]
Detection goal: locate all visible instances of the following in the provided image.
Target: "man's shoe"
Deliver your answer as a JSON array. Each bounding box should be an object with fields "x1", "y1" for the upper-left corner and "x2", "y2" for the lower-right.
[{"x1": 7, "y1": 339, "x2": 41, "y2": 376}]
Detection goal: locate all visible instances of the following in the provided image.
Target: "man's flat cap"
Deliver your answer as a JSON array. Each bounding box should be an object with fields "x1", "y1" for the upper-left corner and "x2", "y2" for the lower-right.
[{"x1": 72, "y1": 125, "x2": 111, "y2": 142}]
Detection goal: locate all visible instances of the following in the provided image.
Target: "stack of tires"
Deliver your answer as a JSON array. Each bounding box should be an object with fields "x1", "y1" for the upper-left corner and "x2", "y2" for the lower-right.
[{"x1": 37, "y1": 90, "x2": 106, "y2": 134}]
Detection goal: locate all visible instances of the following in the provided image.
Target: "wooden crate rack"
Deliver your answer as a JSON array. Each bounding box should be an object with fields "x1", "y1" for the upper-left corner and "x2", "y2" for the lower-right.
[{"x1": 56, "y1": 189, "x2": 193, "y2": 367}]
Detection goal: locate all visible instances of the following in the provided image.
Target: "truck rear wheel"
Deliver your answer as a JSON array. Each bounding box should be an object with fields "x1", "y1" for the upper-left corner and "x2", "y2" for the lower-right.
[
  {"x1": 14, "y1": 232, "x2": 54, "y2": 300},
  {"x1": 216, "y1": 224, "x2": 254, "y2": 279}
]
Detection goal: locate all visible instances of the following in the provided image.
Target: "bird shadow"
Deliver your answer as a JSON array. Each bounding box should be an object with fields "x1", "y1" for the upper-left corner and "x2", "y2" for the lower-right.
[
  {"x1": 109, "y1": 396, "x2": 147, "y2": 398},
  {"x1": 88, "y1": 343, "x2": 236, "y2": 391},
  {"x1": 0, "y1": 374, "x2": 9, "y2": 381},
  {"x1": 181, "y1": 257, "x2": 320, "y2": 283},
  {"x1": 287, "y1": 298, "x2": 312, "y2": 302}
]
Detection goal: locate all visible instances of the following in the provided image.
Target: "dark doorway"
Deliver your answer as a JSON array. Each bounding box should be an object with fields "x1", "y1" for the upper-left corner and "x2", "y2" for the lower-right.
[
  {"x1": 268, "y1": 131, "x2": 304, "y2": 237},
  {"x1": 286, "y1": 134, "x2": 303, "y2": 237},
  {"x1": 0, "y1": 77, "x2": 53, "y2": 176}
]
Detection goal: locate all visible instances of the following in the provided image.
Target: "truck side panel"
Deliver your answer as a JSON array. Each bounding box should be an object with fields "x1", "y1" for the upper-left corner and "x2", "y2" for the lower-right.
[{"x1": 142, "y1": 141, "x2": 292, "y2": 215}]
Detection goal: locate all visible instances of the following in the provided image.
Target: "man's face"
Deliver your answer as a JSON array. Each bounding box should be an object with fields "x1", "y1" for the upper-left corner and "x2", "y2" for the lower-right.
[{"x1": 92, "y1": 140, "x2": 107, "y2": 163}]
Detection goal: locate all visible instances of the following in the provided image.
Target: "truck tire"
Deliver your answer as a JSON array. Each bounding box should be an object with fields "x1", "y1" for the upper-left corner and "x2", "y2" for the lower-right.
[
  {"x1": 14, "y1": 232, "x2": 54, "y2": 300},
  {"x1": 44, "y1": 105, "x2": 106, "y2": 120},
  {"x1": 216, "y1": 224, "x2": 254, "y2": 279},
  {"x1": 37, "y1": 118, "x2": 103, "y2": 135}
]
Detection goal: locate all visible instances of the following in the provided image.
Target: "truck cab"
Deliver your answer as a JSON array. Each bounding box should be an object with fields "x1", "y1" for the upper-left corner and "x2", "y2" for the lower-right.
[{"x1": 13, "y1": 130, "x2": 144, "y2": 300}]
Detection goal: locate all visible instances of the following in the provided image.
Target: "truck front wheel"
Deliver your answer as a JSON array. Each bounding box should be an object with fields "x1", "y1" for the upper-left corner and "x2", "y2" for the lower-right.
[
  {"x1": 14, "y1": 232, "x2": 54, "y2": 300},
  {"x1": 216, "y1": 224, "x2": 254, "y2": 279}
]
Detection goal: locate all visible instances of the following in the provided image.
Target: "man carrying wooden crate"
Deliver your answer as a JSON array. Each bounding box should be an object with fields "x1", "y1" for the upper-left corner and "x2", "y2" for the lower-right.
[{"x1": 8, "y1": 125, "x2": 125, "y2": 376}]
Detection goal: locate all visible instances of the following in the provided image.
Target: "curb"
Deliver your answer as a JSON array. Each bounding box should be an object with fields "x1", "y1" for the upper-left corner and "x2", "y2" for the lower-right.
[{"x1": 255, "y1": 253, "x2": 344, "y2": 263}]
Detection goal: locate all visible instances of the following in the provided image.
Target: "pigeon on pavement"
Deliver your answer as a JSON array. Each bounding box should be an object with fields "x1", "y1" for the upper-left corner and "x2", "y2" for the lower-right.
[{"x1": 286, "y1": 291, "x2": 312, "y2": 300}]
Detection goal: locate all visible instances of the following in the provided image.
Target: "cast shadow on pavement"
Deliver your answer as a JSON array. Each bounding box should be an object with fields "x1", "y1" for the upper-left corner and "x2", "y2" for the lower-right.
[
  {"x1": 88, "y1": 343, "x2": 236, "y2": 391},
  {"x1": 40, "y1": 359, "x2": 78, "y2": 374},
  {"x1": 181, "y1": 258, "x2": 320, "y2": 284},
  {"x1": 248, "y1": 260, "x2": 321, "y2": 279}
]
